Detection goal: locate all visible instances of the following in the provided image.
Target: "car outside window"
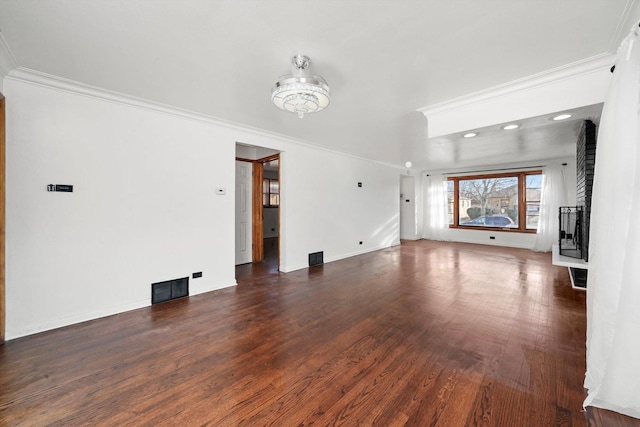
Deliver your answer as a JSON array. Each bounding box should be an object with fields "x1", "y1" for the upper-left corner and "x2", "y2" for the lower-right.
[{"x1": 448, "y1": 171, "x2": 541, "y2": 233}]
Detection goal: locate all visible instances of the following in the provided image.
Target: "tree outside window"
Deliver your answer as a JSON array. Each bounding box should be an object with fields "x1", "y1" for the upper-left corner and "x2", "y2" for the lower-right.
[
  {"x1": 448, "y1": 171, "x2": 541, "y2": 232},
  {"x1": 459, "y1": 176, "x2": 518, "y2": 224}
]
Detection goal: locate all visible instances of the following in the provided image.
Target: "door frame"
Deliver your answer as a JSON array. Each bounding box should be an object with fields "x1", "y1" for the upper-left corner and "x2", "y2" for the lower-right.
[
  {"x1": 1, "y1": 92, "x2": 5, "y2": 342},
  {"x1": 253, "y1": 153, "x2": 279, "y2": 262},
  {"x1": 236, "y1": 153, "x2": 280, "y2": 264}
]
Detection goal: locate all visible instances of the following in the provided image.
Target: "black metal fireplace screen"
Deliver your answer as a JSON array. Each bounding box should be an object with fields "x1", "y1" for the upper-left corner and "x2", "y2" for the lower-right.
[{"x1": 559, "y1": 206, "x2": 583, "y2": 259}]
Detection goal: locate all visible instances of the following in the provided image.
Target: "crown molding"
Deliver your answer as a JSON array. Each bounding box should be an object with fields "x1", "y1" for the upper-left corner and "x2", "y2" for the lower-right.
[
  {"x1": 418, "y1": 53, "x2": 615, "y2": 117},
  {"x1": 422, "y1": 156, "x2": 576, "y2": 177},
  {"x1": 5, "y1": 67, "x2": 401, "y2": 170},
  {"x1": 418, "y1": 53, "x2": 614, "y2": 138},
  {"x1": 6, "y1": 67, "x2": 253, "y2": 129},
  {"x1": 0, "y1": 32, "x2": 18, "y2": 79}
]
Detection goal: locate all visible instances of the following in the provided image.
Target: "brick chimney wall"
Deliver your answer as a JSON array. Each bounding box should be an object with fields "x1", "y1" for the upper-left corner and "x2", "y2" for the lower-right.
[{"x1": 576, "y1": 120, "x2": 597, "y2": 262}]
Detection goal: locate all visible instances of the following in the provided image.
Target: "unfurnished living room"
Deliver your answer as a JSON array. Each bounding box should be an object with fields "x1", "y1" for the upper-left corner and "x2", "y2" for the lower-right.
[{"x1": 1, "y1": 1, "x2": 640, "y2": 426}]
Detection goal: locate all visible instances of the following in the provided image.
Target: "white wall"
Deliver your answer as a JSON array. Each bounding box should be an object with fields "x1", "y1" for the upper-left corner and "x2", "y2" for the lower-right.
[
  {"x1": 263, "y1": 208, "x2": 278, "y2": 238},
  {"x1": 447, "y1": 228, "x2": 536, "y2": 249},
  {"x1": 4, "y1": 73, "x2": 401, "y2": 338},
  {"x1": 5, "y1": 77, "x2": 238, "y2": 338},
  {"x1": 276, "y1": 144, "x2": 400, "y2": 272},
  {"x1": 233, "y1": 138, "x2": 401, "y2": 273},
  {"x1": 235, "y1": 141, "x2": 400, "y2": 269},
  {"x1": 564, "y1": 159, "x2": 577, "y2": 206}
]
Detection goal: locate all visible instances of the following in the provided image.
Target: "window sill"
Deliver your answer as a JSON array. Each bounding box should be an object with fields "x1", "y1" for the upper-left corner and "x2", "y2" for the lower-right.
[{"x1": 450, "y1": 225, "x2": 537, "y2": 234}]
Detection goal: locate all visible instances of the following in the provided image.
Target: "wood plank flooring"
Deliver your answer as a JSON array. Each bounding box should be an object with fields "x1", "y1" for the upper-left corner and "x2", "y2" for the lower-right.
[{"x1": 1, "y1": 240, "x2": 639, "y2": 426}]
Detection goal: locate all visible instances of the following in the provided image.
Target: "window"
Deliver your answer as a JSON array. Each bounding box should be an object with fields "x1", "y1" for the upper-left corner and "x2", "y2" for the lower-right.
[
  {"x1": 447, "y1": 180, "x2": 455, "y2": 225},
  {"x1": 263, "y1": 179, "x2": 279, "y2": 207},
  {"x1": 448, "y1": 171, "x2": 542, "y2": 232},
  {"x1": 525, "y1": 174, "x2": 542, "y2": 230}
]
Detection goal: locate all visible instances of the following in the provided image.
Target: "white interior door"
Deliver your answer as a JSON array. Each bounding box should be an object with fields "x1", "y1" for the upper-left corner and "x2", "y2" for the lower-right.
[
  {"x1": 400, "y1": 175, "x2": 416, "y2": 240},
  {"x1": 235, "y1": 161, "x2": 252, "y2": 265}
]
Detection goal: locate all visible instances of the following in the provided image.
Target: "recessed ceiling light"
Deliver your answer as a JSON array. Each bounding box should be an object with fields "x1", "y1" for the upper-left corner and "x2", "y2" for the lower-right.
[
  {"x1": 463, "y1": 132, "x2": 478, "y2": 138},
  {"x1": 405, "y1": 161, "x2": 413, "y2": 168},
  {"x1": 552, "y1": 114, "x2": 572, "y2": 121},
  {"x1": 502, "y1": 124, "x2": 519, "y2": 130}
]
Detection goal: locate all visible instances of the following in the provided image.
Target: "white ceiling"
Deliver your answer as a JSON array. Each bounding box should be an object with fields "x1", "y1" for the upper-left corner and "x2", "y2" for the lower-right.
[
  {"x1": 427, "y1": 103, "x2": 604, "y2": 171},
  {"x1": 0, "y1": 1, "x2": 637, "y2": 170}
]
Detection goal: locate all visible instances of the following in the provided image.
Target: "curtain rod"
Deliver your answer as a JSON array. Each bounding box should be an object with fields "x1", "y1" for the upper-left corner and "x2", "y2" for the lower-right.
[
  {"x1": 434, "y1": 163, "x2": 567, "y2": 177},
  {"x1": 441, "y1": 165, "x2": 545, "y2": 176}
]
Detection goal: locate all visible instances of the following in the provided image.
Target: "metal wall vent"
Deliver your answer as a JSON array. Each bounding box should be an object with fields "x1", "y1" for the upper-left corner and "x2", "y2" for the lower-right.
[
  {"x1": 152, "y1": 277, "x2": 189, "y2": 304},
  {"x1": 309, "y1": 251, "x2": 324, "y2": 267}
]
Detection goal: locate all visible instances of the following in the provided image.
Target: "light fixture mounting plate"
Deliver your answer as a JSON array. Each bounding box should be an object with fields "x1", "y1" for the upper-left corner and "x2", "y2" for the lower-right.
[{"x1": 292, "y1": 55, "x2": 311, "y2": 70}]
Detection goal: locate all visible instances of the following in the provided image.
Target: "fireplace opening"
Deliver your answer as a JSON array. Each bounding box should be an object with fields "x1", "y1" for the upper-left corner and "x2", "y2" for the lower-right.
[{"x1": 559, "y1": 206, "x2": 583, "y2": 259}]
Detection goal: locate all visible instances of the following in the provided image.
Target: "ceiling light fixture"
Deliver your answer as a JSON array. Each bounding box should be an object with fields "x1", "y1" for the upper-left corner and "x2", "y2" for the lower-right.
[
  {"x1": 271, "y1": 54, "x2": 330, "y2": 119},
  {"x1": 502, "y1": 124, "x2": 519, "y2": 130},
  {"x1": 463, "y1": 132, "x2": 478, "y2": 138},
  {"x1": 552, "y1": 114, "x2": 572, "y2": 121},
  {"x1": 405, "y1": 161, "x2": 413, "y2": 175}
]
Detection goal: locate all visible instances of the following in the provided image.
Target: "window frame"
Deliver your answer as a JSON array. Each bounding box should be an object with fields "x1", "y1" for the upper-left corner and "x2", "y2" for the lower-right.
[
  {"x1": 262, "y1": 178, "x2": 279, "y2": 208},
  {"x1": 448, "y1": 170, "x2": 542, "y2": 233}
]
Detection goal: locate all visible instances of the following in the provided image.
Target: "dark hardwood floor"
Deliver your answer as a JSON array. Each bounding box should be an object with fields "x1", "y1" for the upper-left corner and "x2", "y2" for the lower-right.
[
  {"x1": 234, "y1": 237, "x2": 279, "y2": 284},
  {"x1": 1, "y1": 240, "x2": 638, "y2": 426}
]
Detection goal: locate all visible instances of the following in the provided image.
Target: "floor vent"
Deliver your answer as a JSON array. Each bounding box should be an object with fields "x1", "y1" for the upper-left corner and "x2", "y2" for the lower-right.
[
  {"x1": 569, "y1": 268, "x2": 587, "y2": 289},
  {"x1": 152, "y1": 277, "x2": 189, "y2": 304},
  {"x1": 309, "y1": 251, "x2": 324, "y2": 266}
]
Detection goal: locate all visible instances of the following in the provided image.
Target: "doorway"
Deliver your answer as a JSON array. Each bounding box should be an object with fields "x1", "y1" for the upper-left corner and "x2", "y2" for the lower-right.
[
  {"x1": 261, "y1": 158, "x2": 279, "y2": 270},
  {"x1": 234, "y1": 143, "x2": 280, "y2": 279},
  {"x1": 400, "y1": 175, "x2": 416, "y2": 240},
  {"x1": 235, "y1": 160, "x2": 253, "y2": 265}
]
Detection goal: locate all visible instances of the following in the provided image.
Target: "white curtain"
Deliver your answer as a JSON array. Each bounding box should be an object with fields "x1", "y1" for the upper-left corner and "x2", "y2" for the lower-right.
[
  {"x1": 532, "y1": 164, "x2": 567, "y2": 252},
  {"x1": 422, "y1": 173, "x2": 450, "y2": 241},
  {"x1": 584, "y1": 21, "x2": 640, "y2": 419}
]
